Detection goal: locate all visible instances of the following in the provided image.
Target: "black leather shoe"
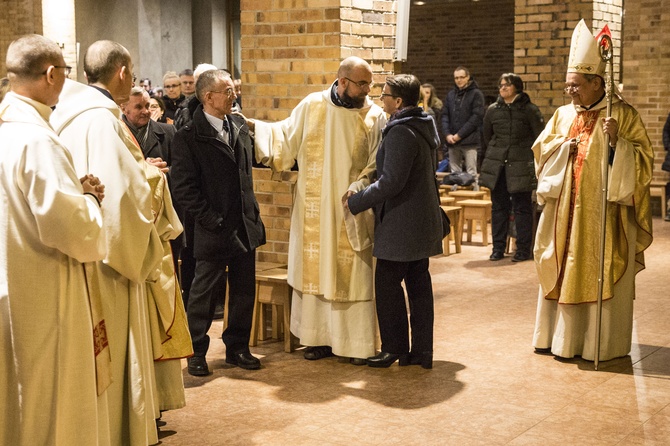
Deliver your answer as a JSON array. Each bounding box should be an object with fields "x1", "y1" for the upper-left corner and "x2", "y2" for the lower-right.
[
  {"x1": 366, "y1": 352, "x2": 409, "y2": 368},
  {"x1": 489, "y1": 251, "x2": 504, "y2": 261},
  {"x1": 187, "y1": 356, "x2": 210, "y2": 376},
  {"x1": 512, "y1": 252, "x2": 532, "y2": 262},
  {"x1": 403, "y1": 351, "x2": 433, "y2": 369},
  {"x1": 226, "y1": 351, "x2": 261, "y2": 370},
  {"x1": 303, "y1": 345, "x2": 334, "y2": 360}
]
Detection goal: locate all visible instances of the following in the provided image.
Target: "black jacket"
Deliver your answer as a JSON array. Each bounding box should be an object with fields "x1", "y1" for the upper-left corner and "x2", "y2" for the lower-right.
[
  {"x1": 174, "y1": 95, "x2": 200, "y2": 130},
  {"x1": 163, "y1": 94, "x2": 185, "y2": 121},
  {"x1": 440, "y1": 80, "x2": 486, "y2": 148},
  {"x1": 170, "y1": 105, "x2": 265, "y2": 260},
  {"x1": 348, "y1": 107, "x2": 443, "y2": 262},
  {"x1": 479, "y1": 92, "x2": 544, "y2": 193}
]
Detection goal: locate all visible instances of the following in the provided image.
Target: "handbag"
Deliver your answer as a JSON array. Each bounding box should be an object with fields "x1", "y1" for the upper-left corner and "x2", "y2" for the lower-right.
[{"x1": 440, "y1": 207, "x2": 451, "y2": 239}]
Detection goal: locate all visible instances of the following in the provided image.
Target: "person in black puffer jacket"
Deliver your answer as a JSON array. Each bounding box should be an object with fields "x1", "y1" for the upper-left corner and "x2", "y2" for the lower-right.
[{"x1": 479, "y1": 73, "x2": 545, "y2": 262}]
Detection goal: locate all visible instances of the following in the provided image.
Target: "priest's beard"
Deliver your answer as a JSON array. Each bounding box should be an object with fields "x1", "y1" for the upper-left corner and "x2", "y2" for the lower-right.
[{"x1": 342, "y1": 87, "x2": 366, "y2": 109}]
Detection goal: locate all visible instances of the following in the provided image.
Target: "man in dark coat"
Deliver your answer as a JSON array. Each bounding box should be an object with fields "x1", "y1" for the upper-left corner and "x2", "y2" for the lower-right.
[
  {"x1": 171, "y1": 69, "x2": 266, "y2": 376},
  {"x1": 122, "y1": 87, "x2": 175, "y2": 163},
  {"x1": 440, "y1": 66, "x2": 486, "y2": 177},
  {"x1": 346, "y1": 74, "x2": 443, "y2": 369}
]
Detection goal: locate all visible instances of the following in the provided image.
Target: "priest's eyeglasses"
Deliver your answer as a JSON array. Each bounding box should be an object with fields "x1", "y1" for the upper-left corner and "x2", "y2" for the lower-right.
[
  {"x1": 564, "y1": 85, "x2": 581, "y2": 94},
  {"x1": 42, "y1": 65, "x2": 72, "y2": 76},
  {"x1": 344, "y1": 77, "x2": 373, "y2": 90}
]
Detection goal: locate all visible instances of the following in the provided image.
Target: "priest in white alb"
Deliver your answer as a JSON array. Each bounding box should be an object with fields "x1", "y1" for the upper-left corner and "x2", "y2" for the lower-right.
[
  {"x1": 0, "y1": 34, "x2": 108, "y2": 446},
  {"x1": 51, "y1": 41, "x2": 164, "y2": 445},
  {"x1": 248, "y1": 57, "x2": 386, "y2": 363}
]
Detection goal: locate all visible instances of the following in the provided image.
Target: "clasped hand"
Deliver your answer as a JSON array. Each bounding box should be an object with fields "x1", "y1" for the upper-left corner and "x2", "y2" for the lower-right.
[{"x1": 80, "y1": 174, "x2": 105, "y2": 203}]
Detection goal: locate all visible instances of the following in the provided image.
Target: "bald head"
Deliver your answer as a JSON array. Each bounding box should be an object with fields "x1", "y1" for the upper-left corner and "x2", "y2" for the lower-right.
[
  {"x1": 84, "y1": 40, "x2": 131, "y2": 84},
  {"x1": 5, "y1": 34, "x2": 63, "y2": 85},
  {"x1": 337, "y1": 56, "x2": 372, "y2": 79}
]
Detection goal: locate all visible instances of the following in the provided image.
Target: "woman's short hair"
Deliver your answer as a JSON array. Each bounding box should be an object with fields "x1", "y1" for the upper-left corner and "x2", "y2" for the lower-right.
[
  {"x1": 385, "y1": 74, "x2": 421, "y2": 108},
  {"x1": 499, "y1": 73, "x2": 524, "y2": 93}
]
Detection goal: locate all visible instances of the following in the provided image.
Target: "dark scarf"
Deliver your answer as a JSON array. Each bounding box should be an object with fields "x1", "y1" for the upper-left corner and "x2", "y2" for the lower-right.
[{"x1": 330, "y1": 81, "x2": 354, "y2": 109}]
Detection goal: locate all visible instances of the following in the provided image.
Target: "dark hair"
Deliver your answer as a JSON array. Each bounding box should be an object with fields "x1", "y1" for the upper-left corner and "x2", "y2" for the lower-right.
[
  {"x1": 454, "y1": 66, "x2": 470, "y2": 77},
  {"x1": 385, "y1": 74, "x2": 421, "y2": 108},
  {"x1": 150, "y1": 95, "x2": 165, "y2": 112},
  {"x1": 499, "y1": 73, "x2": 524, "y2": 93},
  {"x1": 179, "y1": 69, "x2": 194, "y2": 77}
]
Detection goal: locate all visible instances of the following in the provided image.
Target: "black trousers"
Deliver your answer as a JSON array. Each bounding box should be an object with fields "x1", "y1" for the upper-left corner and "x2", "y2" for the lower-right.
[
  {"x1": 374, "y1": 258, "x2": 434, "y2": 354},
  {"x1": 187, "y1": 249, "x2": 256, "y2": 357},
  {"x1": 177, "y1": 214, "x2": 197, "y2": 309},
  {"x1": 491, "y1": 169, "x2": 533, "y2": 255}
]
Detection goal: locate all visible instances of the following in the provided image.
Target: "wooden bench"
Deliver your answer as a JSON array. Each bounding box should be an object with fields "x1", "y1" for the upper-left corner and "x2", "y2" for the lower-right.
[
  {"x1": 440, "y1": 205, "x2": 462, "y2": 255},
  {"x1": 650, "y1": 181, "x2": 666, "y2": 218},
  {"x1": 458, "y1": 199, "x2": 492, "y2": 246},
  {"x1": 448, "y1": 190, "x2": 487, "y2": 203}
]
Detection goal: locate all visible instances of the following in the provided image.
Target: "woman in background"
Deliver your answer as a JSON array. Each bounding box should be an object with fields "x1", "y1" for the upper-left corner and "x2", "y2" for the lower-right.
[
  {"x1": 149, "y1": 96, "x2": 168, "y2": 123},
  {"x1": 479, "y1": 73, "x2": 544, "y2": 262},
  {"x1": 419, "y1": 83, "x2": 442, "y2": 124}
]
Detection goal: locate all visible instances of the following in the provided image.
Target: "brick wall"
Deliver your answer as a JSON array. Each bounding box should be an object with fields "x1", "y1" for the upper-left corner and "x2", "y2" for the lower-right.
[
  {"x1": 514, "y1": 0, "x2": 596, "y2": 117},
  {"x1": 0, "y1": 0, "x2": 43, "y2": 76},
  {"x1": 620, "y1": 0, "x2": 670, "y2": 184},
  {"x1": 241, "y1": 0, "x2": 397, "y2": 263},
  {"x1": 401, "y1": 0, "x2": 515, "y2": 104},
  {"x1": 253, "y1": 168, "x2": 298, "y2": 264}
]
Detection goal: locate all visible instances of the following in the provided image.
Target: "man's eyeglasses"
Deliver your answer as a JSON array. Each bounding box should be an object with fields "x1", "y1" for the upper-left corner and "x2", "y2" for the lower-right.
[
  {"x1": 344, "y1": 77, "x2": 373, "y2": 90},
  {"x1": 454, "y1": 76, "x2": 468, "y2": 80},
  {"x1": 210, "y1": 88, "x2": 235, "y2": 98},
  {"x1": 42, "y1": 65, "x2": 72, "y2": 76},
  {"x1": 564, "y1": 85, "x2": 581, "y2": 94},
  {"x1": 378, "y1": 93, "x2": 397, "y2": 99}
]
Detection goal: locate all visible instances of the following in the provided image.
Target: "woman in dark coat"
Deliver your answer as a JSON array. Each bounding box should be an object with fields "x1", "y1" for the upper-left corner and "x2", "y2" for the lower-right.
[
  {"x1": 346, "y1": 74, "x2": 443, "y2": 369},
  {"x1": 479, "y1": 73, "x2": 545, "y2": 262}
]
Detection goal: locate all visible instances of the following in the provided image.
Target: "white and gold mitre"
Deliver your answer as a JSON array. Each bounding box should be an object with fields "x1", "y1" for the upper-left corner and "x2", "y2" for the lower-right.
[{"x1": 567, "y1": 19, "x2": 606, "y2": 77}]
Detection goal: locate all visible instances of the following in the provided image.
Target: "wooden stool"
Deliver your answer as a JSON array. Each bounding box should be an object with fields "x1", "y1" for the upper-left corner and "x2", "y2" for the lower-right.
[
  {"x1": 440, "y1": 205, "x2": 462, "y2": 255},
  {"x1": 440, "y1": 196, "x2": 455, "y2": 206},
  {"x1": 249, "y1": 267, "x2": 294, "y2": 352},
  {"x1": 458, "y1": 199, "x2": 492, "y2": 246},
  {"x1": 448, "y1": 190, "x2": 487, "y2": 203},
  {"x1": 650, "y1": 181, "x2": 666, "y2": 217}
]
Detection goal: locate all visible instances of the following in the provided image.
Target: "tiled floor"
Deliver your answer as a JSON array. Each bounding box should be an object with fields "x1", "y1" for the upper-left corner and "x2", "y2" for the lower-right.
[{"x1": 160, "y1": 218, "x2": 670, "y2": 445}]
